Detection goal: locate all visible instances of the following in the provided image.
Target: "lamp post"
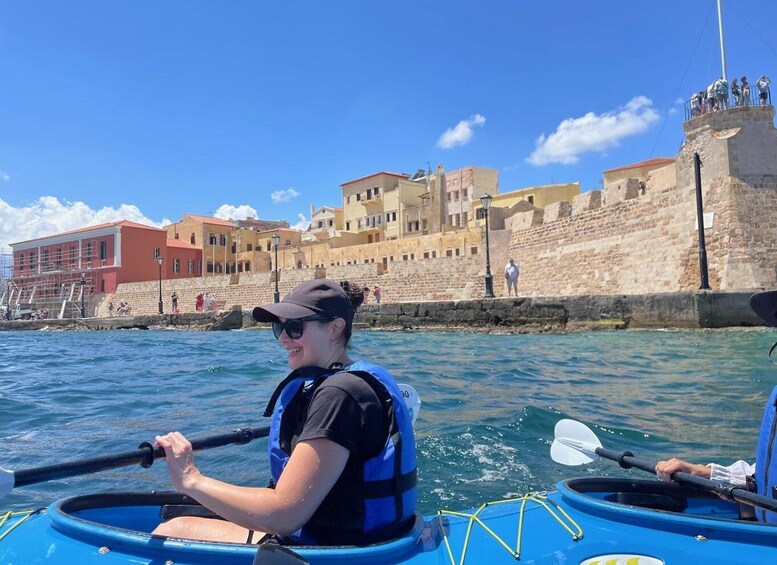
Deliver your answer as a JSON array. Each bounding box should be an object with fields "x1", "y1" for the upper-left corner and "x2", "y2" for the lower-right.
[
  {"x1": 479, "y1": 194, "x2": 495, "y2": 298},
  {"x1": 156, "y1": 256, "x2": 164, "y2": 314},
  {"x1": 272, "y1": 233, "x2": 281, "y2": 303},
  {"x1": 80, "y1": 272, "x2": 86, "y2": 318}
]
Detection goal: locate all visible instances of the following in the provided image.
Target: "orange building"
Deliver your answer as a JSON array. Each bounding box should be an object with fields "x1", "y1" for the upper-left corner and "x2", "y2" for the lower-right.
[{"x1": 9, "y1": 220, "x2": 202, "y2": 317}]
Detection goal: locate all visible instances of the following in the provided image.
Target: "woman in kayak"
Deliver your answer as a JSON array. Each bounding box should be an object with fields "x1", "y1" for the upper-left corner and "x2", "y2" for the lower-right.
[
  {"x1": 656, "y1": 289, "x2": 777, "y2": 523},
  {"x1": 153, "y1": 279, "x2": 417, "y2": 544}
]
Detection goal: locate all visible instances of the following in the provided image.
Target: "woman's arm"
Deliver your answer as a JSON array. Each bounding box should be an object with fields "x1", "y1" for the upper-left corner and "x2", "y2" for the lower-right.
[{"x1": 156, "y1": 432, "x2": 349, "y2": 536}]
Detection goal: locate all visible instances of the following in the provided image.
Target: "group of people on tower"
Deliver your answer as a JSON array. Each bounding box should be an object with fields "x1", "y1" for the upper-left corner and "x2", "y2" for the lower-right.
[{"x1": 690, "y1": 74, "x2": 771, "y2": 116}]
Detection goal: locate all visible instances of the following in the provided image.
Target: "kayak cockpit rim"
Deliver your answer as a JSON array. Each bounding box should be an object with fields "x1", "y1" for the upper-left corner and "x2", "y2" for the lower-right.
[
  {"x1": 50, "y1": 491, "x2": 427, "y2": 560},
  {"x1": 559, "y1": 477, "x2": 777, "y2": 536}
]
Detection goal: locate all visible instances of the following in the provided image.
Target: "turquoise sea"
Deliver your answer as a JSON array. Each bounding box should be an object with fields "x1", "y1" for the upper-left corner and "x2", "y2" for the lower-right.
[{"x1": 1, "y1": 328, "x2": 775, "y2": 514}]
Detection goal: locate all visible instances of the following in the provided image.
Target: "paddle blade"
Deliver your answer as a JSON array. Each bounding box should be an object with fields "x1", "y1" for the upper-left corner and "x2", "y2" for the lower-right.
[
  {"x1": 398, "y1": 384, "x2": 421, "y2": 427},
  {"x1": 551, "y1": 419, "x2": 603, "y2": 466},
  {"x1": 0, "y1": 468, "x2": 14, "y2": 499}
]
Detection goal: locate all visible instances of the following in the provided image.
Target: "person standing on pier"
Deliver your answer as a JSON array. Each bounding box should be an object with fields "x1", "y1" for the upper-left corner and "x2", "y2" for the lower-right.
[{"x1": 504, "y1": 258, "x2": 520, "y2": 296}]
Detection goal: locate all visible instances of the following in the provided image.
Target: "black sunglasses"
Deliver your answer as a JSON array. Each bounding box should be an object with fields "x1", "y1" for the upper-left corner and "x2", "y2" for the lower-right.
[{"x1": 272, "y1": 316, "x2": 334, "y2": 340}]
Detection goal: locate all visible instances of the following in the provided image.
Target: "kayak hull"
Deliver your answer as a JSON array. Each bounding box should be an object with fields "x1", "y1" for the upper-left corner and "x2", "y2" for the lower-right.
[{"x1": 2, "y1": 478, "x2": 777, "y2": 564}]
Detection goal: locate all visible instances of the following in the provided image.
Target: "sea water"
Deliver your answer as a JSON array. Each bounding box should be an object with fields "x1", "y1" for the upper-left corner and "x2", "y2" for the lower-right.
[{"x1": 1, "y1": 328, "x2": 774, "y2": 514}]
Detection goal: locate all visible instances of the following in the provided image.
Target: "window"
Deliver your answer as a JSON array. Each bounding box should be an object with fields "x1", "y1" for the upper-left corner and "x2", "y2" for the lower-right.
[
  {"x1": 470, "y1": 246, "x2": 478, "y2": 255},
  {"x1": 527, "y1": 195, "x2": 534, "y2": 205},
  {"x1": 317, "y1": 220, "x2": 324, "y2": 229},
  {"x1": 357, "y1": 219, "x2": 362, "y2": 229},
  {"x1": 245, "y1": 261, "x2": 251, "y2": 272},
  {"x1": 410, "y1": 253, "x2": 415, "y2": 260},
  {"x1": 247, "y1": 243, "x2": 253, "y2": 251},
  {"x1": 209, "y1": 233, "x2": 217, "y2": 245},
  {"x1": 402, "y1": 254, "x2": 408, "y2": 261},
  {"x1": 86, "y1": 242, "x2": 92, "y2": 261},
  {"x1": 232, "y1": 243, "x2": 237, "y2": 253},
  {"x1": 100, "y1": 241, "x2": 107, "y2": 261},
  {"x1": 328, "y1": 219, "x2": 333, "y2": 227},
  {"x1": 175, "y1": 233, "x2": 179, "y2": 239},
  {"x1": 174, "y1": 259, "x2": 180, "y2": 273},
  {"x1": 446, "y1": 249, "x2": 453, "y2": 257},
  {"x1": 462, "y1": 187, "x2": 468, "y2": 198},
  {"x1": 374, "y1": 186, "x2": 379, "y2": 196},
  {"x1": 454, "y1": 191, "x2": 459, "y2": 201},
  {"x1": 346, "y1": 196, "x2": 351, "y2": 204},
  {"x1": 356, "y1": 193, "x2": 361, "y2": 201},
  {"x1": 346, "y1": 221, "x2": 351, "y2": 231},
  {"x1": 42, "y1": 249, "x2": 49, "y2": 267},
  {"x1": 423, "y1": 251, "x2": 429, "y2": 259},
  {"x1": 447, "y1": 192, "x2": 452, "y2": 202},
  {"x1": 190, "y1": 233, "x2": 196, "y2": 245},
  {"x1": 285, "y1": 239, "x2": 291, "y2": 245},
  {"x1": 219, "y1": 234, "x2": 227, "y2": 246},
  {"x1": 462, "y1": 212, "x2": 468, "y2": 224},
  {"x1": 455, "y1": 248, "x2": 460, "y2": 256},
  {"x1": 432, "y1": 250, "x2": 437, "y2": 258},
  {"x1": 154, "y1": 247, "x2": 160, "y2": 259},
  {"x1": 422, "y1": 219, "x2": 428, "y2": 231},
  {"x1": 188, "y1": 260, "x2": 194, "y2": 274},
  {"x1": 266, "y1": 242, "x2": 271, "y2": 252},
  {"x1": 366, "y1": 188, "x2": 372, "y2": 200}
]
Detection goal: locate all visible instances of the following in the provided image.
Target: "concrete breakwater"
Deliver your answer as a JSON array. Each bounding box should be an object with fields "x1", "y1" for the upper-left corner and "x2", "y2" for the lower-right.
[
  {"x1": 3, "y1": 291, "x2": 762, "y2": 332},
  {"x1": 352, "y1": 291, "x2": 763, "y2": 331}
]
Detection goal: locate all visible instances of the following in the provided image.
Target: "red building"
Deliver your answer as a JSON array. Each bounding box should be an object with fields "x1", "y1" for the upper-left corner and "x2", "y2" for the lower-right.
[{"x1": 10, "y1": 220, "x2": 202, "y2": 317}]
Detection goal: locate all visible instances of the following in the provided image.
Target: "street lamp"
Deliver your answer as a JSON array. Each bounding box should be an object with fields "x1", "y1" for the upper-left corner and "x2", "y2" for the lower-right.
[
  {"x1": 479, "y1": 194, "x2": 495, "y2": 298},
  {"x1": 80, "y1": 272, "x2": 86, "y2": 318},
  {"x1": 272, "y1": 233, "x2": 281, "y2": 303},
  {"x1": 156, "y1": 256, "x2": 164, "y2": 314}
]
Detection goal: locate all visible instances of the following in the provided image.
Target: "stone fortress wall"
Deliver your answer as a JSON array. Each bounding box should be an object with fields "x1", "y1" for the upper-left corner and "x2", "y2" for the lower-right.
[{"x1": 104, "y1": 107, "x2": 777, "y2": 317}]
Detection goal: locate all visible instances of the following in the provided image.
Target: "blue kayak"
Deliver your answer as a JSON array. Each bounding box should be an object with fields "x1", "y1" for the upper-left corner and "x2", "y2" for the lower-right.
[{"x1": 2, "y1": 477, "x2": 776, "y2": 563}]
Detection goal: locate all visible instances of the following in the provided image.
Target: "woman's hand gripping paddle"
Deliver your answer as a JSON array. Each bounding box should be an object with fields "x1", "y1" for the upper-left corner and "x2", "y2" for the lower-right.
[{"x1": 550, "y1": 418, "x2": 777, "y2": 515}]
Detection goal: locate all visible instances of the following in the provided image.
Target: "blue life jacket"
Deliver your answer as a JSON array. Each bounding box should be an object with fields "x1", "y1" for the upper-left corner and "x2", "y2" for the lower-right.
[
  {"x1": 755, "y1": 386, "x2": 777, "y2": 523},
  {"x1": 263, "y1": 361, "x2": 417, "y2": 544}
]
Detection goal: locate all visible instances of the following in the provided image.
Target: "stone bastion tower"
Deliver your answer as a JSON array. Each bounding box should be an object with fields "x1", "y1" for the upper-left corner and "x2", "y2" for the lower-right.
[{"x1": 676, "y1": 105, "x2": 777, "y2": 291}]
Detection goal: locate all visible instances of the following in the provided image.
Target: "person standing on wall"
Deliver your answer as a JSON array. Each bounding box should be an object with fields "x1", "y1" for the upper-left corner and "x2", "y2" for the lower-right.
[
  {"x1": 504, "y1": 258, "x2": 519, "y2": 297},
  {"x1": 171, "y1": 291, "x2": 179, "y2": 314}
]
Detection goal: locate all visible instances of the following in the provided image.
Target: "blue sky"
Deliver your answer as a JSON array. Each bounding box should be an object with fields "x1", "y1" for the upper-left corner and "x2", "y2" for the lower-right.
[{"x1": 1, "y1": 0, "x2": 776, "y2": 250}]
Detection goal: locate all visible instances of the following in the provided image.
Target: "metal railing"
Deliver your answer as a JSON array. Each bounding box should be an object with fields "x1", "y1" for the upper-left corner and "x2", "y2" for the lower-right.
[{"x1": 685, "y1": 85, "x2": 772, "y2": 121}]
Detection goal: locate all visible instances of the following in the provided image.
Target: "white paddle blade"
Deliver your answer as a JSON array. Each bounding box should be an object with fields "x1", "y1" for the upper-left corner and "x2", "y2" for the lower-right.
[
  {"x1": 0, "y1": 468, "x2": 14, "y2": 498},
  {"x1": 398, "y1": 384, "x2": 421, "y2": 427},
  {"x1": 551, "y1": 419, "x2": 603, "y2": 466}
]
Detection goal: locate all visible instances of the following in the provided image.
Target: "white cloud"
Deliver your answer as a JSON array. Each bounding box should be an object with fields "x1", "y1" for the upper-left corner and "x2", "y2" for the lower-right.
[
  {"x1": 290, "y1": 213, "x2": 309, "y2": 231},
  {"x1": 526, "y1": 96, "x2": 660, "y2": 166},
  {"x1": 271, "y1": 188, "x2": 300, "y2": 203},
  {"x1": 213, "y1": 204, "x2": 259, "y2": 221},
  {"x1": 0, "y1": 196, "x2": 170, "y2": 250},
  {"x1": 0, "y1": 170, "x2": 9, "y2": 182},
  {"x1": 436, "y1": 114, "x2": 486, "y2": 149}
]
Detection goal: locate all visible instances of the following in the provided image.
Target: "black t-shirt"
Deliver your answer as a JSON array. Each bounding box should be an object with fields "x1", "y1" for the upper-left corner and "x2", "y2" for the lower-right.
[{"x1": 280, "y1": 371, "x2": 389, "y2": 476}]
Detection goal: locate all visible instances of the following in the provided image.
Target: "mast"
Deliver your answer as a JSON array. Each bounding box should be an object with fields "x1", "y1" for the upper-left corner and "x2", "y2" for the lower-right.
[{"x1": 717, "y1": 0, "x2": 728, "y2": 81}]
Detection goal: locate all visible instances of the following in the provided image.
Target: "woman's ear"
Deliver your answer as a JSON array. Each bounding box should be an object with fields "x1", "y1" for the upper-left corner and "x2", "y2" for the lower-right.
[{"x1": 329, "y1": 317, "x2": 347, "y2": 341}]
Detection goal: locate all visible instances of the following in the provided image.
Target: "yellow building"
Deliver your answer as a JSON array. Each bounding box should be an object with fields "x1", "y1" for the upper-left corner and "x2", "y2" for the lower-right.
[
  {"x1": 603, "y1": 157, "x2": 675, "y2": 189},
  {"x1": 165, "y1": 215, "x2": 237, "y2": 275},
  {"x1": 468, "y1": 182, "x2": 580, "y2": 229},
  {"x1": 341, "y1": 171, "x2": 424, "y2": 244}
]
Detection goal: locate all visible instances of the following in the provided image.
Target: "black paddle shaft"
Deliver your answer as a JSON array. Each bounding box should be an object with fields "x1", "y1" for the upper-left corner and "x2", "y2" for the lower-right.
[
  {"x1": 596, "y1": 446, "x2": 777, "y2": 514},
  {"x1": 12, "y1": 426, "x2": 269, "y2": 489}
]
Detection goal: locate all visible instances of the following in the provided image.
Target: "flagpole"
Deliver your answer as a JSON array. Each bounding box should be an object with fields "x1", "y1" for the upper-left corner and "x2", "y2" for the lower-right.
[{"x1": 717, "y1": 0, "x2": 728, "y2": 81}]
